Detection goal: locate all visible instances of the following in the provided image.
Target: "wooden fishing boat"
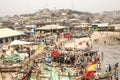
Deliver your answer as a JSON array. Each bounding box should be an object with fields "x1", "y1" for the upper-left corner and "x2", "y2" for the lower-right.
[{"x1": 99, "y1": 71, "x2": 115, "y2": 79}]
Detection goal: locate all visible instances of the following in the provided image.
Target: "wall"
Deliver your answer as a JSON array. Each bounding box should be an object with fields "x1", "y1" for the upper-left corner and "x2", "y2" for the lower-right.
[{"x1": 0, "y1": 35, "x2": 23, "y2": 48}]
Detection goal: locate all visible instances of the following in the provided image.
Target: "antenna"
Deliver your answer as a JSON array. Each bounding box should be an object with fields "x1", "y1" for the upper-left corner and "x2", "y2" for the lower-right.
[
  {"x1": 46, "y1": 3, "x2": 47, "y2": 9},
  {"x1": 72, "y1": 0, "x2": 73, "y2": 10}
]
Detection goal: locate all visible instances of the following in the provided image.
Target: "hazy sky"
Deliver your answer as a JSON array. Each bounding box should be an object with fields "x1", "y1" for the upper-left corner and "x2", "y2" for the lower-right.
[{"x1": 0, "y1": 0, "x2": 120, "y2": 17}]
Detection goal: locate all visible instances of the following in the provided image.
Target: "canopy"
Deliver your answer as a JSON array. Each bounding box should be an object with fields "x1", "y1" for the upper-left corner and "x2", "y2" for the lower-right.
[{"x1": 9, "y1": 40, "x2": 34, "y2": 45}]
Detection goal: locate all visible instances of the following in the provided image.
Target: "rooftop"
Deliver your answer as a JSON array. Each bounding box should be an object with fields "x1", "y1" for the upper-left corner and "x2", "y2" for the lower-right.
[
  {"x1": 92, "y1": 23, "x2": 109, "y2": 27},
  {"x1": 0, "y1": 28, "x2": 23, "y2": 39},
  {"x1": 37, "y1": 24, "x2": 67, "y2": 30}
]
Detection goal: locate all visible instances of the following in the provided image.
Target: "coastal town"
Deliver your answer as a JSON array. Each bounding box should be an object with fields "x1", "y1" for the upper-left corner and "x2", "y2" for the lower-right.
[{"x1": 0, "y1": 8, "x2": 120, "y2": 80}]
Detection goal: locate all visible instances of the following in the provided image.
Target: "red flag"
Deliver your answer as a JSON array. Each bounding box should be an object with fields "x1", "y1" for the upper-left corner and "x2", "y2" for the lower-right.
[
  {"x1": 84, "y1": 71, "x2": 95, "y2": 79},
  {"x1": 51, "y1": 50, "x2": 59, "y2": 59},
  {"x1": 79, "y1": 42, "x2": 82, "y2": 45},
  {"x1": 84, "y1": 62, "x2": 97, "y2": 79},
  {"x1": 12, "y1": 66, "x2": 17, "y2": 69},
  {"x1": 22, "y1": 70, "x2": 32, "y2": 80},
  {"x1": 92, "y1": 58, "x2": 99, "y2": 64},
  {"x1": 63, "y1": 33, "x2": 72, "y2": 39}
]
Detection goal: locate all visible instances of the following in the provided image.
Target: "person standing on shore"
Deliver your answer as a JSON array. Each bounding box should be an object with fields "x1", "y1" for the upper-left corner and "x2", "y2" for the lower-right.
[
  {"x1": 104, "y1": 40, "x2": 106, "y2": 45},
  {"x1": 95, "y1": 73, "x2": 99, "y2": 80},
  {"x1": 101, "y1": 51, "x2": 104, "y2": 61},
  {"x1": 105, "y1": 64, "x2": 109, "y2": 72},
  {"x1": 114, "y1": 63, "x2": 119, "y2": 70},
  {"x1": 108, "y1": 64, "x2": 111, "y2": 72},
  {"x1": 114, "y1": 71, "x2": 119, "y2": 80}
]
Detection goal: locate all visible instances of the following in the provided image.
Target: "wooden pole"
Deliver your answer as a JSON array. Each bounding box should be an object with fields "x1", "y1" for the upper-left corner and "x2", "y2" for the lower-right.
[
  {"x1": 0, "y1": 72, "x2": 4, "y2": 80},
  {"x1": 36, "y1": 71, "x2": 40, "y2": 80}
]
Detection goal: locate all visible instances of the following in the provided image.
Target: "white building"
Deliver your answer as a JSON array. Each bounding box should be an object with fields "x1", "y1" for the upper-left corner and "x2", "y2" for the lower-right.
[{"x1": 0, "y1": 28, "x2": 23, "y2": 47}]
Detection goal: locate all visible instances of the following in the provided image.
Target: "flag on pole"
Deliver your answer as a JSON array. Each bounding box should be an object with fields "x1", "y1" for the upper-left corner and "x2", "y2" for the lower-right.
[
  {"x1": 87, "y1": 64, "x2": 97, "y2": 72},
  {"x1": 84, "y1": 71, "x2": 95, "y2": 79},
  {"x1": 84, "y1": 62, "x2": 97, "y2": 79}
]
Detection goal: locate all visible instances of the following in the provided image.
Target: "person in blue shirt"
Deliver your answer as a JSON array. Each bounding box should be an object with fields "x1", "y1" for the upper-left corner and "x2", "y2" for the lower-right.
[{"x1": 114, "y1": 71, "x2": 119, "y2": 80}]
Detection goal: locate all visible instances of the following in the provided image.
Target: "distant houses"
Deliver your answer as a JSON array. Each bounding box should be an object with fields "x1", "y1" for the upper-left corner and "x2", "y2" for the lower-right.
[{"x1": 0, "y1": 28, "x2": 24, "y2": 47}]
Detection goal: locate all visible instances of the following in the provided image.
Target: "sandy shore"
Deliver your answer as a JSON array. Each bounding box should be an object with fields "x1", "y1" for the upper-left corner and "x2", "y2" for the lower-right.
[{"x1": 91, "y1": 31, "x2": 120, "y2": 73}]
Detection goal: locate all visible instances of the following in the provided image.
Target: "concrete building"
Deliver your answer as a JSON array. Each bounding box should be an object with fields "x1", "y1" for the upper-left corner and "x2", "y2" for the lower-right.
[{"x1": 0, "y1": 28, "x2": 23, "y2": 47}]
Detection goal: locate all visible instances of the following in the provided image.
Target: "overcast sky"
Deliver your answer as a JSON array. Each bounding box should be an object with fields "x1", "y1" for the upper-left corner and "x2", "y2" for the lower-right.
[{"x1": 0, "y1": 0, "x2": 120, "y2": 17}]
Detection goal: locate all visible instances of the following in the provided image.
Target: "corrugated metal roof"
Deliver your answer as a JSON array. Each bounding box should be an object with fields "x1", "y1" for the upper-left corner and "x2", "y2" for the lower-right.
[
  {"x1": 97, "y1": 23, "x2": 109, "y2": 27},
  {"x1": 92, "y1": 23, "x2": 109, "y2": 27},
  {"x1": 0, "y1": 28, "x2": 23, "y2": 38},
  {"x1": 37, "y1": 25, "x2": 67, "y2": 30}
]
